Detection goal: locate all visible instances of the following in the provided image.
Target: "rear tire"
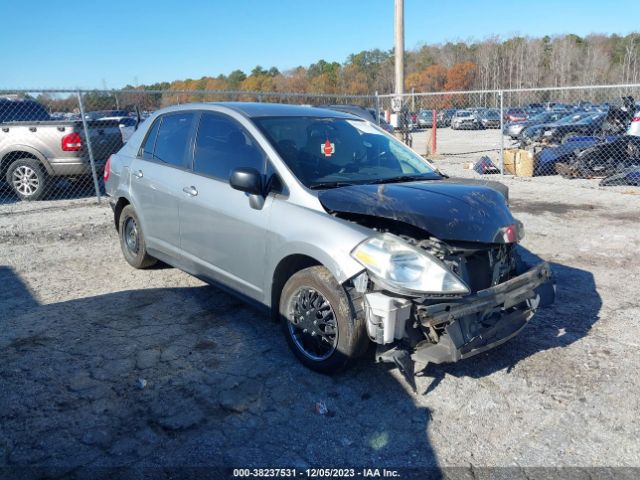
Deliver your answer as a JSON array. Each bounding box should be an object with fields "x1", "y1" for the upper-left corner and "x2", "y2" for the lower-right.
[
  {"x1": 6, "y1": 158, "x2": 47, "y2": 201},
  {"x1": 279, "y1": 266, "x2": 368, "y2": 374},
  {"x1": 118, "y1": 205, "x2": 157, "y2": 269}
]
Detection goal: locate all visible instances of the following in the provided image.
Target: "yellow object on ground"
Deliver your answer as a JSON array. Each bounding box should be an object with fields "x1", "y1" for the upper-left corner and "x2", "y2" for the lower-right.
[{"x1": 503, "y1": 149, "x2": 534, "y2": 177}]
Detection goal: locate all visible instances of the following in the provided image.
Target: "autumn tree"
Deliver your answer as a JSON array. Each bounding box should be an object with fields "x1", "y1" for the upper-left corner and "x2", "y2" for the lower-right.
[{"x1": 407, "y1": 64, "x2": 447, "y2": 92}]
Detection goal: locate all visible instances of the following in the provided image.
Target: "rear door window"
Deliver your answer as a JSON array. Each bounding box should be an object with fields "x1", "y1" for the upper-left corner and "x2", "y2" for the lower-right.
[
  {"x1": 193, "y1": 112, "x2": 265, "y2": 181},
  {"x1": 153, "y1": 112, "x2": 197, "y2": 168}
]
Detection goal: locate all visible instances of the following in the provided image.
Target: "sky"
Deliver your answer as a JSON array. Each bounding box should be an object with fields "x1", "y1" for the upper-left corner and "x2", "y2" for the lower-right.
[{"x1": 1, "y1": 0, "x2": 639, "y2": 90}]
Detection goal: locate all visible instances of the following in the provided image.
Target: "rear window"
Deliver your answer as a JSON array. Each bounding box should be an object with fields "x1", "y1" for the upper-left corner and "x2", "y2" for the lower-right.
[
  {"x1": 0, "y1": 100, "x2": 51, "y2": 122},
  {"x1": 153, "y1": 112, "x2": 197, "y2": 168},
  {"x1": 141, "y1": 118, "x2": 161, "y2": 160}
]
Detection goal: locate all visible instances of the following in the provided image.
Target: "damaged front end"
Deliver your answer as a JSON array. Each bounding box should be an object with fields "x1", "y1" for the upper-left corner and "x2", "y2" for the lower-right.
[
  {"x1": 349, "y1": 231, "x2": 555, "y2": 389},
  {"x1": 318, "y1": 180, "x2": 555, "y2": 388}
]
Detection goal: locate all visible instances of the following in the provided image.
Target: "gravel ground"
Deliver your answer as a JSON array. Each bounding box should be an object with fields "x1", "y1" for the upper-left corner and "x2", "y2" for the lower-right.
[{"x1": 1, "y1": 141, "x2": 640, "y2": 476}]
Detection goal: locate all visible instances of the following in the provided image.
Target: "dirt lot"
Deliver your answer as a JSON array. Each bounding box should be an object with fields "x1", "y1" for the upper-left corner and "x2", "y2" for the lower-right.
[{"x1": 1, "y1": 164, "x2": 640, "y2": 475}]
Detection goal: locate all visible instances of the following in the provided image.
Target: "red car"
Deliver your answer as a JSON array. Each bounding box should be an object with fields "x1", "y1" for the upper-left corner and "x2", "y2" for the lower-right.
[{"x1": 504, "y1": 108, "x2": 528, "y2": 122}]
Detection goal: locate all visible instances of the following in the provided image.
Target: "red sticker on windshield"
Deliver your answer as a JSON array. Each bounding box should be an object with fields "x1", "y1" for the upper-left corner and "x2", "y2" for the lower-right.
[{"x1": 322, "y1": 139, "x2": 335, "y2": 157}]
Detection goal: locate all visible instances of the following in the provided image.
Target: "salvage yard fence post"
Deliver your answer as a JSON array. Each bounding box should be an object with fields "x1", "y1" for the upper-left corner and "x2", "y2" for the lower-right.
[
  {"x1": 76, "y1": 91, "x2": 102, "y2": 204},
  {"x1": 499, "y1": 90, "x2": 504, "y2": 175}
]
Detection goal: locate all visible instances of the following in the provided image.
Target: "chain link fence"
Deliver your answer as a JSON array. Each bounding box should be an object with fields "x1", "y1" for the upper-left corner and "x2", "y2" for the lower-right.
[
  {"x1": 379, "y1": 84, "x2": 640, "y2": 190},
  {"x1": 0, "y1": 89, "x2": 377, "y2": 210},
  {"x1": 1, "y1": 85, "x2": 639, "y2": 211}
]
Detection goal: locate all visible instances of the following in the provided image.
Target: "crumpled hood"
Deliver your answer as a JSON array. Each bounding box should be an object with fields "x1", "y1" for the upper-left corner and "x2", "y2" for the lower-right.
[{"x1": 318, "y1": 180, "x2": 516, "y2": 243}]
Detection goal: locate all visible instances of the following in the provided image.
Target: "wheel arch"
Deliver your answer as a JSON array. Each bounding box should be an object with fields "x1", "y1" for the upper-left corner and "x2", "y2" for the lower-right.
[
  {"x1": 270, "y1": 254, "x2": 322, "y2": 321},
  {"x1": 113, "y1": 196, "x2": 131, "y2": 232},
  {"x1": 0, "y1": 146, "x2": 51, "y2": 177}
]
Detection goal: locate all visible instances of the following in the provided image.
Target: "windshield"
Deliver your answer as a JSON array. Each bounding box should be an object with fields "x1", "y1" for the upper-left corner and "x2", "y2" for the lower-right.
[{"x1": 254, "y1": 117, "x2": 441, "y2": 188}]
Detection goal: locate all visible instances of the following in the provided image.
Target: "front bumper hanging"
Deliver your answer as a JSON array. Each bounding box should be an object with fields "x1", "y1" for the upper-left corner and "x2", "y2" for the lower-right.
[{"x1": 412, "y1": 262, "x2": 554, "y2": 365}]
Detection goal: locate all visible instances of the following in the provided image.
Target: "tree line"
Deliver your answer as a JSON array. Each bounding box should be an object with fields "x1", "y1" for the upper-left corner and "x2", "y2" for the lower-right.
[{"x1": 35, "y1": 32, "x2": 640, "y2": 112}]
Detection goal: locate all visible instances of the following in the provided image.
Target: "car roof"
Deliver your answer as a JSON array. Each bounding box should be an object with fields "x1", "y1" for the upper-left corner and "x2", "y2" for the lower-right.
[{"x1": 209, "y1": 102, "x2": 358, "y2": 119}]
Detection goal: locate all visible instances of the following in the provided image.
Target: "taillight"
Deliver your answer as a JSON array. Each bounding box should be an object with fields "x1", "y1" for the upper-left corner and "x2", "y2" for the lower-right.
[
  {"x1": 104, "y1": 155, "x2": 111, "y2": 182},
  {"x1": 632, "y1": 116, "x2": 640, "y2": 122},
  {"x1": 62, "y1": 132, "x2": 82, "y2": 151},
  {"x1": 499, "y1": 224, "x2": 520, "y2": 243}
]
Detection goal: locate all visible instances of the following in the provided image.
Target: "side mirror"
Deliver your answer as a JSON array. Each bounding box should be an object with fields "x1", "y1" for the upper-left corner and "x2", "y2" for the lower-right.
[{"x1": 230, "y1": 167, "x2": 263, "y2": 196}]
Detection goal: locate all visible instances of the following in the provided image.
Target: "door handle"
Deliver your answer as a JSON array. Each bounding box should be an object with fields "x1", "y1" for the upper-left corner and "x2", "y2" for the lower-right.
[
  {"x1": 182, "y1": 186, "x2": 198, "y2": 197},
  {"x1": 132, "y1": 169, "x2": 143, "y2": 179}
]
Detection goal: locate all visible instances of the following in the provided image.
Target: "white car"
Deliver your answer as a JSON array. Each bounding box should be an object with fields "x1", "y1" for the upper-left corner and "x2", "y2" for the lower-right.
[
  {"x1": 451, "y1": 110, "x2": 481, "y2": 130},
  {"x1": 98, "y1": 116, "x2": 137, "y2": 143},
  {"x1": 628, "y1": 110, "x2": 640, "y2": 137}
]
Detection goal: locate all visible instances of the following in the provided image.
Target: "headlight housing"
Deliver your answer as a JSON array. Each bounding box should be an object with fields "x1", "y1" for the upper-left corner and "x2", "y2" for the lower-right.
[{"x1": 351, "y1": 234, "x2": 470, "y2": 296}]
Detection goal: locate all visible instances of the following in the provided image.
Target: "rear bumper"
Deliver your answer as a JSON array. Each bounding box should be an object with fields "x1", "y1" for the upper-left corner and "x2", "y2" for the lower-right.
[
  {"x1": 454, "y1": 122, "x2": 479, "y2": 129},
  {"x1": 48, "y1": 157, "x2": 106, "y2": 176},
  {"x1": 412, "y1": 262, "x2": 554, "y2": 365}
]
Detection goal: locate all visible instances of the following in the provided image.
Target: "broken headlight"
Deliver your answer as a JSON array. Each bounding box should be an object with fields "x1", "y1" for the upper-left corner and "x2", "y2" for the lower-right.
[{"x1": 351, "y1": 233, "x2": 470, "y2": 296}]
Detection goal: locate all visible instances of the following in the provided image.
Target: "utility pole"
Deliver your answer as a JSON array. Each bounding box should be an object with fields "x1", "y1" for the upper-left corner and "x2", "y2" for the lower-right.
[
  {"x1": 394, "y1": 0, "x2": 408, "y2": 143},
  {"x1": 394, "y1": 0, "x2": 404, "y2": 99}
]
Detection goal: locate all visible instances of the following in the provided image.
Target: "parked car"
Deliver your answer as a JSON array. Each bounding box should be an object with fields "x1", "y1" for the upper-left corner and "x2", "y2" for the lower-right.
[
  {"x1": 521, "y1": 112, "x2": 598, "y2": 144},
  {"x1": 98, "y1": 116, "x2": 137, "y2": 143},
  {"x1": 556, "y1": 135, "x2": 640, "y2": 179},
  {"x1": 504, "y1": 108, "x2": 528, "y2": 122},
  {"x1": 504, "y1": 111, "x2": 568, "y2": 139},
  {"x1": 105, "y1": 102, "x2": 554, "y2": 380},
  {"x1": 478, "y1": 109, "x2": 501, "y2": 129},
  {"x1": 0, "y1": 98, "x2": 123, "y2": 200},
  {"x1": 84, "y1": 109, "x2": 129, "y2": 121},
  {"x1": 436, "y1": 108, "x2": 456, "y2": 127},
  {"x1": 451, "y1": 110, "x2": 481, "y2": 130},
  {"x1": 417, "y1": 109, "x2": 434, "y2": 128},
  {"x1": 538, "y1": 112, "x2": 607, "y2": 144},
  {"x1": 534, "y1": 135, "x2": 620, "y2": 175}
]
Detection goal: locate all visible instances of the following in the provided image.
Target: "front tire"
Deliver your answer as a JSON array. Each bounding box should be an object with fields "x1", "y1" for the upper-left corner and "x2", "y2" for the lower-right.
[
  {"x1": 279, "y1": 266, "x2": 368, "y2": 373},
  {"x1": 118, "y1": 205, "x2": 157, "y2": 269},
  {"x1": 6, "y1": 158, "x2": 47, "y2": 201}
]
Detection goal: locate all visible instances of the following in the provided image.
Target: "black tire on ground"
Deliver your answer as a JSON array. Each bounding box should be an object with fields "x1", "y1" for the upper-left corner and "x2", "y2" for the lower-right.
[
  {"x1": 279, "y1": 266, "x2": 369, "y2": 374},
  {"x1": 6, "y1": 158, "x2": 47, "y2": 201},
  {"x1": 118, "y1": 205, "x2": 157, "y2": 269}
]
